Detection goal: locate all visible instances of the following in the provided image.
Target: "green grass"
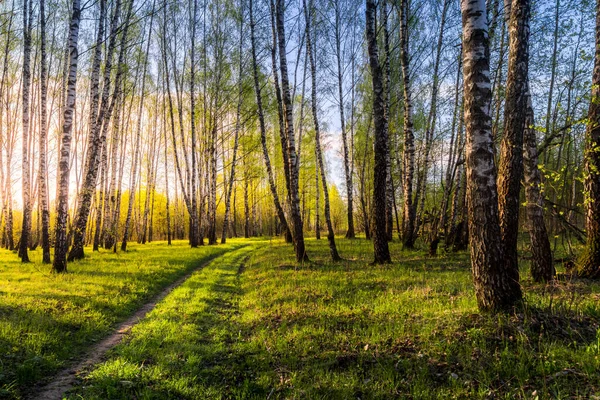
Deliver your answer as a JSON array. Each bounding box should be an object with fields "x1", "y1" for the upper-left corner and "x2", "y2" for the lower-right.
[
  {"x1": 66, "y1": 238, "x2": 600, "y2": 399},
  {"x1": 0, "y1": 239, "x2": 249, "y2": 399}
]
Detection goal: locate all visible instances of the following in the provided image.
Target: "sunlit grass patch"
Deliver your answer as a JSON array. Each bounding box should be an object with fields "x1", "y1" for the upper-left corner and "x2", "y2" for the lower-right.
[
  {"x1": 27, "y1": 237, "x2": 600, "y2": 399},
  {"x1": 0, "y1": 240, "x2": 246, "y2": 399},
  {"x1": 67, "y1": 243, "x2": 261, "y2": 399}
]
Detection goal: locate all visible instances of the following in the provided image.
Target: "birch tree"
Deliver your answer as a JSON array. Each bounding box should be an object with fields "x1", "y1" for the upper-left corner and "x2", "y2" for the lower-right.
[
  {"x1": 399, "y1": 0, "x2": 416, "y2": 249},
  {"x1": 304, "y1": 0, "x2": 341, "y2": 261},
  {"x1": 68, "y1": 0, "x2": 107, "y2": 260},
  {"x1": 461, "y1": 0, "x2": 522, "y2": 311},
  {"x1": 54, "y1": 0, "x2": 81, "y2": 273},
  {"x1": 366, "y1": 0, "x2": 390, "y2": 264},
  {"x1": 18, "y1": 0, "x2": 33, "y2": 262},
  {"x1": 249, "y1": 0, "x2": 291, "y2": 244},
  {"x1": 276, "y1": 0, "x2": 307, "y2": 262},
  {"x1": 222, "y1": 0, "x2": 244, "y2": 244},
  {"x1": 39, "y1": 0, "x2": 50, "y2": 263},
  {"x1": 332, "y1": 0, "x2": 355, "y2": 239},
  {"x1": 496, "y1": 0, "x2": 531, "y2": 291},
  {"x1": 188, "y1": 0, "x2": 200, "y2": 247},
  {"x1": 122, "y1": 0, "x2": 156, "y2": 252},
  {"x1": 580, "y1": 0, "x2": 600, "y2": 278}
]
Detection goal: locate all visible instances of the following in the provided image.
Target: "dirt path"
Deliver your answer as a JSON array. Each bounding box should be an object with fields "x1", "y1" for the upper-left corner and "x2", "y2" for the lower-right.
[{"x1": 28, "y1": 252, "x2": 236, "y2": 400}]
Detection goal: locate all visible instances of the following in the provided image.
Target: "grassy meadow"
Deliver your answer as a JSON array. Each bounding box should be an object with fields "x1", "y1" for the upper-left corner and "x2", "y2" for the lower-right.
[
  {"x1": 0, "y1": 239, "x2": 251, "y2": 399},
  {"x1": 51, "y1": 238, "x2": 600, "y2": 399}
]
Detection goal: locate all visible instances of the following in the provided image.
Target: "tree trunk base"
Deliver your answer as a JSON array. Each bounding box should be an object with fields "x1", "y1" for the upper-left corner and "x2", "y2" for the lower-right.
[
  {"x1": 67, "y1": 245, "x2": 85, "y2": 261},
  {"x1": 429, "y1": 237, "x2": 440, "y2": 257}
]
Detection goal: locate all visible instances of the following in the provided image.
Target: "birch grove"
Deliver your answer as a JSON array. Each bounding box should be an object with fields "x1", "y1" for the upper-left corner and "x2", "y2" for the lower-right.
[{"x1": 0, "y1": 0, "x2": 597, "y2": 312}]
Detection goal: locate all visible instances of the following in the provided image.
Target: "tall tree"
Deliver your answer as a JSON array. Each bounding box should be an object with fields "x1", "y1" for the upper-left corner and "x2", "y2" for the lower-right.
[
  {"x1": 523, "y1": 90, "x2": 554, "y2": 281},
  {"x1": 382, "y1": 0, "x2": 393, "y2": 242},
  {"x1": 162, "y1": 0, "x2": 197, "y2": 247},
  {"x1": 222, "y1": 0, "x2": 244, "y2": 244},
  {"x1": 0, "y1": 0, "x2": 15, "y2": 251},
  {"x1": 54, "y1": 0, "x2": 82, "y2": 273},
  {"x1": 100, "y1": 0, "x2": 126, "y2": 251},
  {"x1": 496, "y1": 0, "x2": 530, "y2": 296},
  {"x1": 269, "y1": 0, "x2": 292, "y2": 209},
  {"x1": 162, "y1": 73, "x2": 172, "y2": 246},
  {"x1": 19, "y1": 0, "x2": 33, "y2": 262},
  {"x1": 399, "y1": 0, "x2": 416, "y2": 248},
  {"x1": 68, "y1": 0, "x2": 107, "y2": 260},
  {"x1": 366, "y1": 0, "x2": 391, "y2": 264},
  {"x1": 39, "y1": 0, "x2": 51, "y2": 263},
  {"x1": 333, "y1": 0, "x2": 355, "y2": 239},
  {"x1": 276, "y1": 0, "x2": 308, "y2": 262},
  {"x1": 304, "y1": 0, "x2": 341, "y2": 260},
  {"x1": 544, "y1": 0, "x2": 560, "y2": 154},
  {"x1": 439, "y1": 48, "x2": 462, "y2": 241},
  {"x1": 461, "y1": 0, "x2": 521, "y2": 310},
  {"x1": 414, "y1": 0, "x2": 450, "y2": 237},
  {"x1": 122, "y1": 0, "x2": 156, "y2": 251},
  {"x1": 188, "y1": 0, "x2": 200, "y2": 247},
  {"x1": 249, "y1": 0, "x2": 291, "y2": 244},
  {"x1": 579, "y1": 0, "x2": 600, "y2": 278}
]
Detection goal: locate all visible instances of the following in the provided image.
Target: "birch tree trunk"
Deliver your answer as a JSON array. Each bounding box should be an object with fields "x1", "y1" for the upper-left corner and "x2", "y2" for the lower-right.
[
  {"x1": 141, "y1": 94, "x2": 159, "y2": 244},
  {"x1": 39, "y1": 0, "x2": 51, "y2": 263},
  {"x1": 67, "y1": 0, "x2": 107, "y2": 261},
  {"x1": 93, "y1": 133, "x2": 108, "y2": 251},
  {"x1": 462, "y1": 0, "x2": 522, "y2": 311},
  {"x1": 162, "y1": 0, "x2": 196, "y2": 246},
  {"x1": 102, "y1": 84, "x2": 123, "y2": 250},
  {"x1": 439, "y1": 48, "x2": 462, "y2": 240},
  {"x1": 383, "y1": 0, "x2": 394, "y2": 242},
  {"x1": 579, "y1": 0, "x2": 600, "y2": 278},
  {"x1": 366, "y1": 0, "x2": 391, "y2": 264},
  {"x1": 163, "y1": 88, "x2": 172, "y2": 246},
  {"x1": 100, "y1": 0, "x2": 127, "y2": 249},
  {"x1": 206, "y1": 3, "x2": 227, "y2": 245},
  {"x1": 0, "y1": 1, "x2": 14, "y2": 251},
  {"x1": 122, "y1": 1, "x2": 156, "y2": 251},
  {"x1": 276, "y1": 0, "x2": 308, "y2": 262},
  {"x1": 269, "y1": 0, "x2": 292, "y2": 204},
  {"x1": 93, "y1": 0, "x2": 125, "y2": 251},
  {"x1": 359, "y1": 121, "x2": 372, "y2": 240},
  {"x1": 243, "y1": 156, "x2": 250, "y2": 238},
  {"x1": 399, "y1": 0, "x2": 416, "y2": 249},
  {"x1": 544, "y1": 0, "x2": 560, "y2": 158},
  {"x1": 19, "y1": 0, "x2": 33, "y2": 262},
  {"x1": 304, "y1": 0, "x2": 340, "y2": 260},
  {"x1": 53, "y1": 0, "x2": 81, "y2": 273},
  {"x1": 315, "y1": 147, "x2": 320, "y2": 240},
  {"x1": 222, "y1": 0, "x2": 244, "y2": 244},
  {"x1": 250, "y1": 0, "x2": 291, "y2": 243},
  {"x1": 332, "y1": 2, "x2": 354, "y2": 239},
  {"x1": 188, "y1": 0, "x2": 200, "y2": 247},
  {"x1": 497, "y1": 0, "x2": 530, "y2": 290}
]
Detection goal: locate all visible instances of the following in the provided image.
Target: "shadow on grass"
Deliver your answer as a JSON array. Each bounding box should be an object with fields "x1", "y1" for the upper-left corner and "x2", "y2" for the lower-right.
[
  {"x1": 0, "y1": 305, "x2": 103, "y2": 395},
  {"x1": 274, "y1": 250, "x2": 471, "y2": 275},
  {"x1": 454, "y1": 305, "x2": 600, "y2": 349}
]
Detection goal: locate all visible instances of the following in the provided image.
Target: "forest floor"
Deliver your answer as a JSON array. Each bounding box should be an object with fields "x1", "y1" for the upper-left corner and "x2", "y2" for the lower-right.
[
  {"x1": 1, "y1": 238, "x2": 600, "y2": 399},
  {"x1": 0, "y1": 239, "x2": 253, "y2": 399}
]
